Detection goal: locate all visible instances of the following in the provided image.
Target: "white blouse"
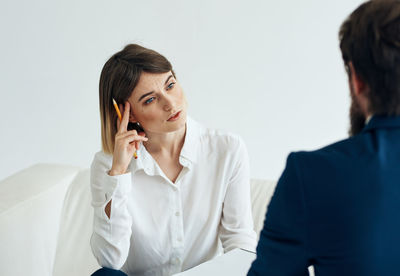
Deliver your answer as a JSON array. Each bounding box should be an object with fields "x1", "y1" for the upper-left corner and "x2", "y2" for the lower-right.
[{"x1": 90, "y1": 117, "x2": 257, "y2": 276}]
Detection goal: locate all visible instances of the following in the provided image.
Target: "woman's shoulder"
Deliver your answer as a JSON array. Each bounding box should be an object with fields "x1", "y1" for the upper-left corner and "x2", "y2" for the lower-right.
[
  {"x1": 190, "y1": 117, "x2": 245, "y2": 150},
  {"x1": 204, "y1": 128, "x2": 243, "y2": 146},
  {"x1": 91, "y1": 150, "x2": 113, "y2": 170}
]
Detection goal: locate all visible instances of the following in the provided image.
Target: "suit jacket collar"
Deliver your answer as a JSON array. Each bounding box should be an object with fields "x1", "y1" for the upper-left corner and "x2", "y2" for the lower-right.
[{"x1": 362, "y1": 115, "x2": 400, "y2": 132}]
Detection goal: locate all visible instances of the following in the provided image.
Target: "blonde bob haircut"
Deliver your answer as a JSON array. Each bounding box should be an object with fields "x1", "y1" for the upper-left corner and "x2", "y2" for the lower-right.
[{"x1": 99, "y1": 44, "x2": 175, "y2": 154}]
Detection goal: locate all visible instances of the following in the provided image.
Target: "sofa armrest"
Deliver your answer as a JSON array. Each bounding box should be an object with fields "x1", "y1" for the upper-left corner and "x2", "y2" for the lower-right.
[{"x1": 0, "y1": 164, "x2": 82, "y2": 276}]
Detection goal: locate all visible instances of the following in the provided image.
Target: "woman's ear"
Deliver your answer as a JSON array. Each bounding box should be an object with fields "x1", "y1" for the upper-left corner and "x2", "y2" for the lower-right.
[{"x1": 129, "y1": 111, "x2": 138, "y2": 124}]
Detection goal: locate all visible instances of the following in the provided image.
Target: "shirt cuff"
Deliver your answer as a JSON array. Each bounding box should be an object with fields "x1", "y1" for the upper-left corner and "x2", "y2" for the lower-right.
[
  {"x1": 93, "y1": 172, "x2": 132, "y2": 234},
  {"x1": 223, "y1": 235, "x2": 257, "y2": 253},
  {"x1": 103, "y1": 171, "x2": 132, "y2": 201}
]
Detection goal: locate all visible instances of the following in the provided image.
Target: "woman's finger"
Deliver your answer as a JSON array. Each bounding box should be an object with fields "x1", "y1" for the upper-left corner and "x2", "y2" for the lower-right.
[
  {"x1": 115, "y1": 103, "x2": 124, "y2": 131},
  {"x1": 126, "y1": 129, "x2": 138, "y2": 136},
  {"x1": 118, "y1": 101, "x2": 130, "y2": 133},
  {"x1": 116, "y1": 116, "x2": 121, "y2": 130},
  {"x1": 129, "y1": 141, "x2": 140, "y2": 151},
  {"x1": 118, "y1": 131, "x2": 148, "y2": 141},
  {"x1": 119, "y1": 134, "x2": 148, "y2": 144}
]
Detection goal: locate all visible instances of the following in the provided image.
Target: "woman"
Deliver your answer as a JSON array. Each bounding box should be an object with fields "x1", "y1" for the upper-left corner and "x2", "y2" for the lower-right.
[{"x1": 90, "y1": 44, "x2": 256, "y2": 276}]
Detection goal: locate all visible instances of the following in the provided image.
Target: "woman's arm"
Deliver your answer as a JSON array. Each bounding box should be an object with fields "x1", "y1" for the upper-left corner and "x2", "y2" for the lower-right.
[
  {"x1": 219, "y1": 136, "x2": 257, "y2": 252},
  {"x1": 90, "y1": 102, "x2": 147, "y2": 269},
  {"x1": 90, "y1": 152, "x2": 133, "y2": 270}
]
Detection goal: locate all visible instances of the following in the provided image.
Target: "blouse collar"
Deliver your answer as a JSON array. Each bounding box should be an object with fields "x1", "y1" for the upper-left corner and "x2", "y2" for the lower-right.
[{"x1": 130, "y1": 116, "x2": 201, "y2": 175}]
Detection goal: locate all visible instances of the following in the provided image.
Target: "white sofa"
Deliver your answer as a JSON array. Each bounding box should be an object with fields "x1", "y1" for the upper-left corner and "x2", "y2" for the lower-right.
[{"x1": 0, "y1": 164, "x2": 277, "y2": 276}]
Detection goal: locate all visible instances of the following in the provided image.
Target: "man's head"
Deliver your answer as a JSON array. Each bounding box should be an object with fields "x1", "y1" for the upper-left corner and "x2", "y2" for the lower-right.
[{"x1": 339, "y1": 0, "x2": 400, "y2": 135}]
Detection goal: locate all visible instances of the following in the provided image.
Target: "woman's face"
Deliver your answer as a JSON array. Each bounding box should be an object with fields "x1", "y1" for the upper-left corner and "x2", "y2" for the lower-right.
[{"x1": 127, "y1": 71, "x2": 187, "y2": 134}]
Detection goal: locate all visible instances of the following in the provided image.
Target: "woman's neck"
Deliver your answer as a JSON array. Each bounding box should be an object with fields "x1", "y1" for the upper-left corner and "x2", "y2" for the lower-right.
[{"x1": 143, "y1": 125, "x2": 186, "y2": 158}]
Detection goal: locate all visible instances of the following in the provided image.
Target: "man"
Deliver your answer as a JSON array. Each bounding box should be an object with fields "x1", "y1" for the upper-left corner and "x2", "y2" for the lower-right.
[{"x1": 248, "y1": 0, "x2": 400, "y2": 275}]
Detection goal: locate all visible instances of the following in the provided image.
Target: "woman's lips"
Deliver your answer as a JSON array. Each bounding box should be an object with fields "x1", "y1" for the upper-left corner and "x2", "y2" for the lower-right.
[{"x1": 167, "y1": 111, "x2": 181, "y2": 121}]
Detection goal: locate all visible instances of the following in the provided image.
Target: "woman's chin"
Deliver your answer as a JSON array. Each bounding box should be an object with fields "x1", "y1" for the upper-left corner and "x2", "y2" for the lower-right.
[{"x1": 167, "y1": 113, "x2": 186, "y2": 132}]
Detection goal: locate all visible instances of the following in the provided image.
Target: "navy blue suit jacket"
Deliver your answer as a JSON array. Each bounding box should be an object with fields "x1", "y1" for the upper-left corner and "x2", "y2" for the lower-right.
[{"x1": 248, "y1": 116, "x2": 400, "y2": 276}]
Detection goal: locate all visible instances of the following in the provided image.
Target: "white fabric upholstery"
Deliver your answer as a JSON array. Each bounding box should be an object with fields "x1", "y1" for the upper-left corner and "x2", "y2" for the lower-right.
[
  {"x1": 0, "y1": 164, "x2": 81, "y2": 276},
  {"x1": 0, "y1": 164, "x2": 277, "y2": 276},
  {"x1": 52, "y1": 169, "x2": 100, "y2": 276},
  {"x1": 250, "y1": 179, "x2": 277, "y2": 238}
]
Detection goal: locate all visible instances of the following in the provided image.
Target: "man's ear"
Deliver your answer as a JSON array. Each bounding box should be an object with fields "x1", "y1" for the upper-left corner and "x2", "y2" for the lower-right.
[
  {"x1": 349, "y1": 62, "x2": 371, "y2": 117},
  {"x1": 349, "y1": 62, "x2": 368, "y2": 96}
]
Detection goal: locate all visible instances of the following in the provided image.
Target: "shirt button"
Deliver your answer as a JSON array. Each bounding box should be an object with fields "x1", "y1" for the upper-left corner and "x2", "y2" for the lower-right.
[
  {"x1": 175, "y1": 211, "x2": 180, "y2": 216},
  {"x1": 177, "y1": 237, "x2": 182, "y2": 242},
  {"x1": 173, "y1": 258, "x2": 180, "y2": 265}
]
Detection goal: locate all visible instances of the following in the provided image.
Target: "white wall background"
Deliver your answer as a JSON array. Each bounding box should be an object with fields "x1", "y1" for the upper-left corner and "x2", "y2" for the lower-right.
[{"x1": 0, "y1": 0, "x2": 365, "y2": 181}]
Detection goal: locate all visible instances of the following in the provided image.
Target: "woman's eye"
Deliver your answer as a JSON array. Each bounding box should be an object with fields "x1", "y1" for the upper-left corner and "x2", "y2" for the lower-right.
[
  {"x1": 145, "y1": 97, "x2": 155, "y2": 104},
  {"x1": 167, "y1": 82, "x2": 175, "y2": 89}
]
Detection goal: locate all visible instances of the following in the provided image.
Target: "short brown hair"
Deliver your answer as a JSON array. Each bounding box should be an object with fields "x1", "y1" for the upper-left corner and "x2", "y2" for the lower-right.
[
  {"x1": 339, "y1": 0, "x2": 400, "y2": 115},
  {"x1": 99, "y1": 44, "x2": 175, "y2": 154}
]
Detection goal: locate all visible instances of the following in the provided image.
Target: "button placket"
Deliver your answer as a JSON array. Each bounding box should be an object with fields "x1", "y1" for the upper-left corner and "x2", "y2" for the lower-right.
[
  {"x1": 170, "y1": 186, "x2": 184, "y2": 274},
  {"x1": 172, "y1": 187, "x2": 184, "y2": 248}
]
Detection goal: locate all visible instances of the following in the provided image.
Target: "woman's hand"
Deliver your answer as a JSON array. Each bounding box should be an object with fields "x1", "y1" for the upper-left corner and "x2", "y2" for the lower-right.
[{"x1": 109, "y1": 101, "x2": 147, "y2": 176}]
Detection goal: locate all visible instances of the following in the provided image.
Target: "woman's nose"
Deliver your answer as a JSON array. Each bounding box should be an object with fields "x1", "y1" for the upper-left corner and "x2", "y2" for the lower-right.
[{"x1": 163, "y1": 94, "x2": 175, "y2": 111}]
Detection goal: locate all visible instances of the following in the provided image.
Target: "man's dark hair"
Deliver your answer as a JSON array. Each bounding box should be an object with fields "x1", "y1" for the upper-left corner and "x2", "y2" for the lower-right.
[{"x1": 340, "y1": 0, "x2": 400, "y2": 115}]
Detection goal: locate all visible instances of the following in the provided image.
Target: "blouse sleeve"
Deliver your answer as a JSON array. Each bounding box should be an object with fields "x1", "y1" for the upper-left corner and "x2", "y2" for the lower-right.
[
  {"x1": 89, "y1": 151, "x2": 133, "y2": 269},
  {"x1": 219, "y1": 137, "x2": 257, "y2": 253}
]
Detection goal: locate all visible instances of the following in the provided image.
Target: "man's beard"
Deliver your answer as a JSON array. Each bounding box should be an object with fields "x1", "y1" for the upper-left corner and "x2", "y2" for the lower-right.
[{"x1": 349, "y1": 90, "x2": 366, "y2": 136}]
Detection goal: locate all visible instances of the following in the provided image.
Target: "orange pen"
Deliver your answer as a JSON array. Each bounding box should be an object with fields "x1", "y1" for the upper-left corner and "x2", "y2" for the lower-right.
[{"x1": 112, "y1": 98, "x2": 138, "y2": 159}]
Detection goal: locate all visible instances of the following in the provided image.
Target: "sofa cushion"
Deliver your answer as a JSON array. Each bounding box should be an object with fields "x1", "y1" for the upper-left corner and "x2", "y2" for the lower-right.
[
  {"x1": 53, "y1": 168, "x2": 100, "y2": 276},
  {"x1": 249, "y1": 179, "x2": 277, "y2": 238}
]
